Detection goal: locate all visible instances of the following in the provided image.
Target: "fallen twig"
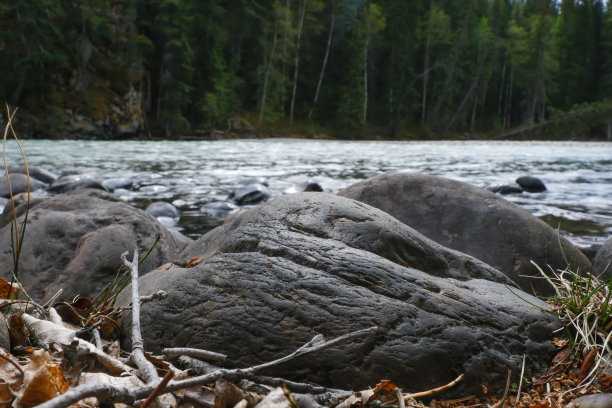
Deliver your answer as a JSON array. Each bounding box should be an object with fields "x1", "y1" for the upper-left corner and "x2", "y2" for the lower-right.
[
  {"x1": 516, "y1": 354, "x2": 526, "y2": 402},
  {"x1": 122, "y1": 249, "x2": 159, "y2": 386},
  {"x1": 248, "y1": 374, "x2": 353, "y2": 397},
  {"x1": 403, "y1": 374, "x2": 464, "y2": 400},
  {"x1": 163, "y1": 347, "x2": 227, "y2": 362},
  {"x1": 38, "y1": 326, "x2": 379, "y2": 408},
  {"x1": 141, "y1": 369, "x2": 174, "y2": 408},
  {"x1": 489, "y1": 369, "x2": 511, "y2": 408}
]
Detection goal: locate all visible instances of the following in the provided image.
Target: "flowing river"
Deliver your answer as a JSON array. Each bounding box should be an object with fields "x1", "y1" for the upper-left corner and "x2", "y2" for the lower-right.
[{"x1": 4, "y1": 139, "x2": 612, "y2": 248}]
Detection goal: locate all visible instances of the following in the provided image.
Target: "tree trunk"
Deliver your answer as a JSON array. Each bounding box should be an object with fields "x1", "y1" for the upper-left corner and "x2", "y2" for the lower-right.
[
  {"x1": 259, "y1": 21, "x2": 279, "y2": 124},
  {"x1": 289, "y1": 0, "x2": 307, "y2": 123},
  {"x1": 308, "y1": 4, "x2": 335, "y2": 119},
  {"x1": 363, "y1": 37, "x2": 370, "y2": 125}
]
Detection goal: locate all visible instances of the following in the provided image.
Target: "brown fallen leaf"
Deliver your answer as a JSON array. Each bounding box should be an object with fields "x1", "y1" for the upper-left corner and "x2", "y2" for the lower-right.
[
  {"x1": 0, "y1": 279, "x2": 19, "y2": 300},
  {"x1": 186, "y1": 257, "x2": 204, "y2": 268},
  {"x1": 8, "y1": 315, "x2": 27, "y2": 349},
  {"x1": 13, "y1": 348, "x2": 68, "y2": 408},
  {"x1": 0, "y1": 347, "x2": 23, "y2": 391}
]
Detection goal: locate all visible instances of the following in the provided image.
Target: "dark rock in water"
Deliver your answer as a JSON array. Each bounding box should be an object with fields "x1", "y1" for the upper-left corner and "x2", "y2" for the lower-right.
[
  {"x1": 201, "y1": 201, "x2": 240, "y2": 217},
  {"x1": 119, "y1": 193, "x2": 559, "y2": 397},
  {"x1": 594, "y1": 237, "x2": 612, "y2": 276},
  {"x1": 284, "y1": 180, "x2": 324, "y2": 194},
  {"x1": 0, "y1": 173, "x2": 46, "y2": 197},
  {"x1": 103, "y1": 178, "x2": 133, "y2": 192},
  {"x1": 238, "y1": 177, "x2": 268, "y2": 187},
  {"x1": 8, "y1": 166, "x2": 58, "y2": 184},
  {"x1": 228, "y1": 183, "x2": 271, "y2": 205},
  {"x1": 339, "y1": 172, "x2": 591, "y2": 296},
  {"x1": 0, "y1": 189, "x2": 192, "y2": 301},
  {"x1": 302, "y1": 181, "x2": 323, "y2": 192},
  {"x1": 488, "y1": 184, "x2": 523, "y2": 195},
  {"x1": 49, "y1": 175, "x2": 108, "y2": 194},
  {"x1": 146, "y1": 202, "x2": 180, "y2": 219},
  {"x1": 516, "y1": 176, "x2": 547, "y2": 192}
]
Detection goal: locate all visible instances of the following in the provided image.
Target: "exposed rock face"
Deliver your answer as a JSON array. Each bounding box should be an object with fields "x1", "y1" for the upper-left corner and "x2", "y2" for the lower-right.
[
  {"x1": 338, "y1": 172, "x2": 591, "y2": 296},
  {"x1": 0, "y1": 190, "x2": 192, "y2": 301},
  {"x1": 119, "y1": 193, "x2": 560, "y2": 396},
  {"x1": 594, "y1": 237, "x2": 612, "y2": 276}
]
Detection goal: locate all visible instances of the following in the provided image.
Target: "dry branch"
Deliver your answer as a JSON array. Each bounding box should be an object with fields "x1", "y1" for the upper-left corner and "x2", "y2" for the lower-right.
[
  {"x1": 163, "y1": 347, "x2": 227, "y2": 362},
  {"x1": 403, "y1": 374, "x2": 464, "y2": 401},
  {"x1": 37, "y1": 326, "x2": 379, "y2": 408}
]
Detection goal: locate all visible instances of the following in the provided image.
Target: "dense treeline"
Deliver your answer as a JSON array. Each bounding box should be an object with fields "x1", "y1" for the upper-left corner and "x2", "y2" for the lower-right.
[{"x1": 2, "y1": 0, "x2": 612, "y2": 138}]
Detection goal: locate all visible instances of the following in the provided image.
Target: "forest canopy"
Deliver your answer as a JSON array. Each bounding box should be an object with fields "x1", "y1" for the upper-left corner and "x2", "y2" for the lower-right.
[{"x1": 1, "y1": 0, "x2": 612, "y2": 139}]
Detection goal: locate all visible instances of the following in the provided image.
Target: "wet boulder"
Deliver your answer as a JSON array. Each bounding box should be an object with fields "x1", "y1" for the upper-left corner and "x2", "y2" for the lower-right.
[
  {"x1": 516, "y1": 176, "x2": 547, "y2": 193},
  {"x1": 146, "y1": 201, "x2": 180, "y2": 219},
  {"x1": 228, "y1": 183, "x2": 271, "y2": 205},
  {"x1": 103, "y1": 178, "x2": 134, "y2": 192},
  {"x1": 339, "y1": 172, "x2": 591, "y2": 296},
  {"x1": 594, "y1": 237, "x2": 612, "y2": 276},
  {"x1": 0, "y1": 173, "x2": 46, "y2": 197},
  {"x1": 238, "y1": 177, "x2": 268, "y2": 187},
  {"x1": 8, "y1": 166, "x2": 58, "y2": 184},
  {"x1": 119, "y1": 193, "x2": 560, "y2": 397},
  {"x1": 201, "y1": 201, "x2": 240, "y2": 217},
  {"x1": 488, "y1": 184, "x2": 523, "y2": 195},
  {"x1": 0, "y1": 190, "x2": 192, "y2": 301},
  {"x1": 49, "y1": 174, "x2": 108, "y2": 194}
]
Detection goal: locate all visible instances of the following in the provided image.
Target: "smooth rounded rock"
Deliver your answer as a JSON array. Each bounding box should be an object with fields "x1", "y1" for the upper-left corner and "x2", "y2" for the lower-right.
[
  {"x1": 228, "y1": 183, "x2": 271, "y2": 205},
  {"x1": 516, "y1": 176, "x2": 547, "y2": 192},
  {"x1": 8, "y1": 166, "x2": 58, "y2": 184},
  {"x1": 146, "y1": 201, "x2": 180, "y2": 219},
  {"x1": 238, "y1": 177, "x2": 268, "y2": 187},
  {"x1": 201, "y1": 201, "x2": 240, "y2": 216},
  {"x1": 49, "y1": 174, "x2": 108, "y2": 194},
  {"x1": 488, "y1": 184, "x2": 523, "y2": 195},
  {"x1": 0, "y1": 190, "x2": 192, "y2": 301},
  {"x1": 103, "y1": 178, "x2": 134, "y2": 191},
  {"x1": 568, "y1": 393, "x2": 612, "y2": 408},
  {"x1": 0, "y1": 173, "x2": 46, "y2": 197},
  {"x1": 594, "y1": 237, "x2": 612, "y2": 276},
  {"x1": 119, "y1": 193, "x2": 560, "y2": 397},
  {"x1": 338, "y1": 172, "x2": 591, "y2": 296}
]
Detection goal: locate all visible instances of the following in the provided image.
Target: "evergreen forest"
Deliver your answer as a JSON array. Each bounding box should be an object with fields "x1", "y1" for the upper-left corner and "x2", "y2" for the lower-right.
[{"x1": 2, "y1": 0, "x2": 612, "y2": 139}]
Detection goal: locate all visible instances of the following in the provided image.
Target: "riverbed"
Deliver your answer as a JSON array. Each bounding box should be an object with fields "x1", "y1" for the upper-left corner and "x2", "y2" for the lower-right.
[{"x1": 4, "y1": 139, "x2": 612, "y2": 247}]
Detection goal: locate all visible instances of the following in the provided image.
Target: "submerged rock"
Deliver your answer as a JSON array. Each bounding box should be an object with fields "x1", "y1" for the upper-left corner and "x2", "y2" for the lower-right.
[
  {"x1": 8, "y1": 165, "x2": 58, "y2": 184},
  {"x1": 119, "y1": 193, "x2": 559, "y2": 397},
  {"x1": 0, "y1": 190, "x2": 192, "y2": 301},
  {"x1": 339, "y1": 172, "x2": 591, "y2": 296},
  {"x1": 488, "y1": 184, "x2": 523, "y2": 195},
  {"x1": 516, "y1": 176, "x2": 547, "y2": 192}
]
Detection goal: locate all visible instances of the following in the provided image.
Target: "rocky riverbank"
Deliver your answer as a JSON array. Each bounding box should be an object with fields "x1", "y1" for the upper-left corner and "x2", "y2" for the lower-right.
[{"x1": 1, "y1": 168, "x2": 612, "y2": 402}]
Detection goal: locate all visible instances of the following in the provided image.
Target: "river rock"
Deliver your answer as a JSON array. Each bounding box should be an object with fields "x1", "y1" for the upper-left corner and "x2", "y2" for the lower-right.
[
  {"x1": 0, "y1": 189, "x2": 192, "y2": 301},
  {"x1": 228, "y1": 183, "x2": 271, "y2": 205},
  {"x1": 568, "y1": 393, "x2": 612, "y2": 408},
  {"x1": 201, "y1": 201, "x2": 240, "y2": 216},
  {"x1": 488, "y1": 184, "x2": 523, "y2": 195},
  {"x1": 338, "y1": 172, "x2": 591, "y2": 296},
  {"x1": 103, "y1": 178, "x2": 134, "y2": 191},
  {"x1": 119, "y1": 193, "x2": 560, "y2": 396},
  {"x1": 238, "y1": 177, "x2": 268, "y2": 187},
  {"x1": 516, "y1": 176, "x2": 547, "y2": 192},
  {"x1": 146, "y1": 201, "x2": 180, "y2": 219},
  {"x1": 49, "y1": 174, "x2": 108, "y2": 194},
  {"x1": 594, "y1": 237, "x2": 612, "y2": 276},
  {"x1": 0, "y1": 173, "x2": 46, "y2": 198},
  {"x1": 8, "y1": 166, "x2": 58, "y2": 184}
]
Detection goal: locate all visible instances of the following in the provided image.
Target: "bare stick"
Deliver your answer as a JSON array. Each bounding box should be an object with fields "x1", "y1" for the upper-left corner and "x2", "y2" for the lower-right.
[
  {"x1": 141, "y1": 370, "x2": 174, "y2": 408},
  {"x1": 163, "y1": 347, "x2": 227, "y2": 362},
  {"x1": 38, "y1": 326, "x2": 379, "y2": 408},
  {"x1": 0, "y1": 350, "x2": 23, "y2": 376},
  {"x1": 396, "y1": 388, "x2": 405, "y2": 408},
  {"x1": 92, "y1": 328, "x2": 103, "y2": 351},
  {"x1": 122, "y1": 250, "x2": 159, "y2": 386},
  {"x1": 403, "y1": 374, "x2": 464, "y2": 400},
  {"x1": 516, "y1": 354, "x2": 526, "y2": 403},
  {"x1": 248, "y1": 375, "x2": 352, "y2": 397},
  {"x1": 490, "y1": 369, "x2": 512, "y2": 408}
]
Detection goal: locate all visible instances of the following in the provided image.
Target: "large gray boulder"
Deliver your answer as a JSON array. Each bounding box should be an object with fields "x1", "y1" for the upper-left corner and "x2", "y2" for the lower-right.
[
  {"x1": 339, "y1": 172, "x2": 592, "y2": 296},
  {"x1": 0, "y1": 190, "x2": 192, "y2": 301},
  {"x1": 594, "y1": 237, "x2": 612, "y2": 276},
  {"x1": 119, "y1": 193, "x2": 560, "y2": 396},
  {"x1": 0, "y1": 173, "x2": 46, "y2": 198}
]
